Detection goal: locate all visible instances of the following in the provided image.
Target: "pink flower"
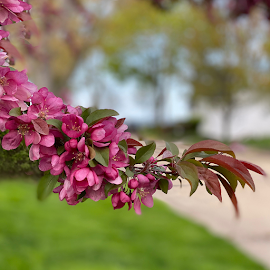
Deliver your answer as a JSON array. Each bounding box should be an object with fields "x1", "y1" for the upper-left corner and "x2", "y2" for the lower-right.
[
  {"x1": 0, "y1": 99, "x2": 21, "y2": 131},
  {"x1": 28, "y1": 87, "x2": 65, "y2": 120},
  {"x1": 39, "y1": 154, "x2": 65, "y2": 175},
  {"x1": 94, "y1": 164, "x2": 122, "y2": 185},
  {"x1": 0, "y1": 52, "x2": 8, "y2": 66},
  {"x1": 0, "y1": 30, "x2": 9, "y2": 40},
  {"x1": 2, "y1": 114, "x2": 40, "y2": 150},
  {"x1": 66, "y1": 105, "x2": 82, "y2": 116},
  {"x1": 129, "y1": 174, "x2": 158, "y2": 215},
  {"x1": 53, "y1": 178, "x2": 80, "y2": 205},
  {"x1": 111, "y1": 191, "x2": 131, "y2": 210},
  {"x1": 69, "y1": 167, "x2": 101, "y2": 193},
  {"x1": 0, "y1": 0, "x2": 32, "y2": 25},
  {"x1": 29, "y1": 144, "x2": 57, "y2": 161},
  {"x1": 109, "y1": 142, "x2": 129, "y2": 168},
  {"x1": 85, "y1": 182, "x2": 107, "y2": 201},
  {"x1": 60, "y1": 137, "x2": 90, "y2": 169},
  {"x1": 0, "y1": 67, "x2": 37, "y2": 102},
  {"x1": 88, "y1": 117, "x2": 118, "y2": 147},
  {"x1": 62, "y1": 114, "x2": 88, "y2": 138}
]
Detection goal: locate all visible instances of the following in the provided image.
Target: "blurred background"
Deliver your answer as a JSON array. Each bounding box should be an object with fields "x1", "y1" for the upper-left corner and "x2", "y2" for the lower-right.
[
  {"x1": 7, "y1": 0, "x2": 270, "y2": 145},
  {"x1": 1, "y1": 0, "x2": 270, "y2": 269}
]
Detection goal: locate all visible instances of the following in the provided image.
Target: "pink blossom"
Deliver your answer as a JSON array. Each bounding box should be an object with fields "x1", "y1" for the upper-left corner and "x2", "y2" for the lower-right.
[
  {"x1": 53, "y1": 178, "x2": 80, "y2": 205},
  {"x1": 0, "y1": 99, "x2": 21, "y2": 131},
  {"x1": 62, "y1": 114, "x2": 88, "y2": 138},
  {"x1": 2, "y1": 115, "x2": 40, "y2": 150},
  {"x1": 0, "y1": 30, "x2": 9, "y2": 40},
  {"x1": 129, "y1": 174, "x2": 158, "y2": 215},
  {"x1": 69, "y1": 167, "x2": 101, "y2": 193},
  {"x1": 0, "y1": 52, "x2": 8, "y2": 66},
  {"x1": 0, "y1": 0, "x2": 32, "y2": 25},
  {"x1": 88, "y1": 117, "x2": 118, "y2": 147},
  {"x1": 66, "y1": 105, "x2": 82, "y2": 116},
  {"x1": 39, "y1": 154, "x2": 65, "y2": 175},
  {"x1": 0, "y1": 67, "x2": 37, "y2": 102},
  {"x1": 109, "y1": 142, "x2": 129, "y2": 168},
  {"x1": 60, "y1": 137, "x2": 90, "y2": 169},
  {"x1": 94, "y1": 164, "x2": 122, "y2": 185},
  {"x1": 113, "y1": 121, "x2": 131, "y2": 144},
  {"x1": 85, "y1": 182, "x2": 107, "y2": 201},
  {"x1": 111, "y1": 191, "x2": 131, "y2": 210},
  {"x1": 28, "y1": 87, "x2": 65, "y2": 120},
  {"x1": 29, "y1": 144, "x2": 57, "y2": 161}
]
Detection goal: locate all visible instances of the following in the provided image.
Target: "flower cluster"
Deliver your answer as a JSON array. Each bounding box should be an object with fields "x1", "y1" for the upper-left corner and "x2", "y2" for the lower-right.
[{"x1": 0, "y1": 73, "x2": 175, "y2": 213}]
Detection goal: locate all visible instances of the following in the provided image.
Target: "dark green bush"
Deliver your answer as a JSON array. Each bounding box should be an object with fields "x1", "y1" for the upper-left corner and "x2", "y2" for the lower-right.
[{"x1": 0, "y1": 131, "x2": 42, "y2": 179}]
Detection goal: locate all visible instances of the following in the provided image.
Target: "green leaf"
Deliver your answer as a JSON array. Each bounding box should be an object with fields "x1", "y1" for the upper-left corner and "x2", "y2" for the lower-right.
[
  {"x1": 88, "y1": 159, "x2": 98, "y2": 167},
  {"x1": 128, "y1": 156, "x2": 136, "y2": 166},
  {"x1": 81, "y1": 107, "x2": 92, "y2": 122},
  {"x1": 125, "y1": 167, "x2": 134, "y2": 177},
  {"x1": 118, "y1": 139, "x2": 128, "y2": 153},
  {"x1": 182, "y1": 151, "x2": 217, "y2": 161},
  {"x1": 135, "y1": 142, "x2": 156, "y2": 163},
  {"x1": 46, "y1": 119, "x2": 62, "y2": 130},
  {"x1": 176, "y1": 161, "x2": 199, "y2": 196},
  {"x1": 80, "y1": 106, "x2": 97, "y2": 122},
  {"x1": 9, "y1": 107, "x2": 22, "y2": 117},
  {"x1": 104, "y1": 183, "x2": 117, "y2": 197},
  {"x1": 165, "y1": 142, "x2": 179, "y2": 156},
  {"x1": 37, "y1": 173, "x2": 59, "y2": 201},
  {"x1": 94, "y1": 147, "x2": 110, "y2": 167},
  {"x1": 120, "y1": 173, "x2": 128, "y2": 183},
  {"x1": 153, "y1": 166, "x2": 166, "y2": 172},
  {"x1": 57, "y1": 146, "x2": 65, "y2": 155},
  {"x1": 9, "y1": 67, "x2": 16, "y2": 71},
  {"x1": 159, "y1": 178, "x2": 169, "y2": 194},
  {"x1": 185, "y1": 159, "x2": 205, "y2": 167},
  {"x1": 77, "y1": 190, "x2": 86, "y2": 200},
  {"x1": 86, "y1": 109, "x2": 119, "y2": 126}
]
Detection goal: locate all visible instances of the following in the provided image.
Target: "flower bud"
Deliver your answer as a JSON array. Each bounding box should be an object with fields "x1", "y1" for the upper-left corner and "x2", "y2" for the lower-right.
[{"x1": 128, "y1": 179, "x2": 139, "y2": 189}]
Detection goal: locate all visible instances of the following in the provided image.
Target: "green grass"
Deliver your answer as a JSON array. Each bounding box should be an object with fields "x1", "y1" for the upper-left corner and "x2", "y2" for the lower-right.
[
  {"x1": 0, "y1": 179, "x2": 266, "y2": 270},
  {"x1": 242, "y1": 137, "x2": 270, "y2": 151}
]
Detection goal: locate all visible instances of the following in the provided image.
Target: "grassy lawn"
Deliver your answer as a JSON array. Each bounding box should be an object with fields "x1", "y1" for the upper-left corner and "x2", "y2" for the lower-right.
[
  {"x1": 242, "y1": 137, "x2": 270, "y2": 151},
  {"x1": 0, "y1": 179, "x2": 266, "y2": 270}
]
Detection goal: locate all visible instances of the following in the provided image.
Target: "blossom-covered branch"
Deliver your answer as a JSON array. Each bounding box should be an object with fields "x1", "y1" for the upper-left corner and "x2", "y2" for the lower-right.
[{"x1": 0, "y1": 0, "x2": 266, "y2": 215}]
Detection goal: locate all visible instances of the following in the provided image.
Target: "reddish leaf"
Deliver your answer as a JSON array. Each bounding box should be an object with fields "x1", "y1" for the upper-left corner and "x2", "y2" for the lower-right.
[
  {"x1": 183, "y1": 140, "x2": 235, "y2": 158},
  {"x1": 126, "y1": 138, "x2": 143, "y2": 147},
  {"x1": 217, "y1": 175, "x2": 239, "y2": 217},
  {"x1": 32, "y1": 118, "x2": 49, "y2": 135},
  {"x1": 197, "y1": 167, "x2": 222, "y2": 202},
  {"x1": 240, "y1": 161, "x2": 266, "y2": 176},
  {"x1": 162, "y1": 150, "x2": 174, "y2": 159},
  {"x1": 202, "y1": 155, "x2": 255, "y2": 191},
  {"x1": 0, "y1": 40, "x2": 23, "y2": 61},
  {"x1": 157, "y1": 147, "x2": 166, "y2": 157},
  {"x1": 115, "y1": 118, "x2": 126, "y2": 129}
]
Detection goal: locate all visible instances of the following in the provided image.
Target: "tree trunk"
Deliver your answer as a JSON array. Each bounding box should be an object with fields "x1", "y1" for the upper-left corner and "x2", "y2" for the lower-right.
[{"x1": 221, "y1": 102, "x2": 233, "y2": 143}]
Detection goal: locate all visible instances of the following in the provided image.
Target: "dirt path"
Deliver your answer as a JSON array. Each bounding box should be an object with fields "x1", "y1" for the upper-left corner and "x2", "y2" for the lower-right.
[{"x1": 153, "y1": 141, "x2": 270, "y2": 269}]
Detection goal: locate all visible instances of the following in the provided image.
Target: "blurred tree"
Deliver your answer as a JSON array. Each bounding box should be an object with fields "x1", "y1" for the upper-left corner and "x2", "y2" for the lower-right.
[
  {"x1": 180, "y1": 8, "x2": 264, "y2": 142},
  {"x1": 98, "y1": 0, "x2": 190, "y2": 125}
]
